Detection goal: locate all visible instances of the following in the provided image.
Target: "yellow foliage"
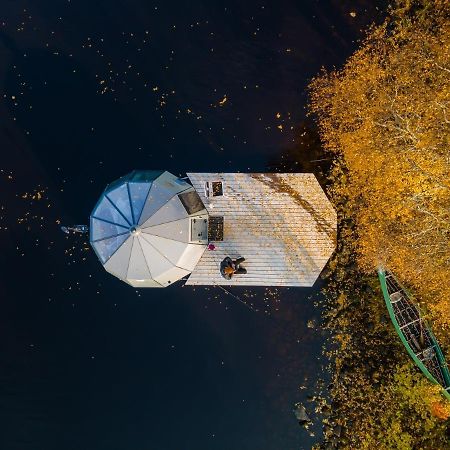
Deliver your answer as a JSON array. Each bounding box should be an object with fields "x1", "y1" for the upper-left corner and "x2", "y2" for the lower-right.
[
  {"x1": 309, "y1": 2, "x2": 450, "y2": 447},
  {"x1": 309, "y1": 0, "x2": 450, "y2": 330},
  {"x1": 430, "y1": 401, "x2": 450, "y2": 420}
]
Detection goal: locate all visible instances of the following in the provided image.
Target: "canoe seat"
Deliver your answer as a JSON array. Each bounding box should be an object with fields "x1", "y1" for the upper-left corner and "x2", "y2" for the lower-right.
[{"x1": 390, "y1": 291, "x2": 403, "y2": 303}]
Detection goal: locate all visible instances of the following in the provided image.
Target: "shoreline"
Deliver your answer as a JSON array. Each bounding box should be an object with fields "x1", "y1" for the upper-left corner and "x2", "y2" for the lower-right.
[
  {"x1": 309, "y1": 160, "x2": 450, "y2": 449},
  {"x1": 304, "y1": 2, "x2": 450, "y2": 446}
]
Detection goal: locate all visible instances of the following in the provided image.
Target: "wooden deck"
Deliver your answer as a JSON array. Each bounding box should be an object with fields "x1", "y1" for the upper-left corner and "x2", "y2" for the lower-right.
[{"x1": 185, "y1": 173, "x2": 336, "y2": 287}]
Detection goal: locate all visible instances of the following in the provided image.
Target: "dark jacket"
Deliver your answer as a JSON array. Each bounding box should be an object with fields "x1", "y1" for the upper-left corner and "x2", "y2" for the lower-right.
[{"x1": 220, "y1": 257, "x2": 234, "y2": 280}]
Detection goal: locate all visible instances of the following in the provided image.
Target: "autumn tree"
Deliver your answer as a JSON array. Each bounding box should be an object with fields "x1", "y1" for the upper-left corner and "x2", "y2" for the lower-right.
[{"x1": 309, "y1": 0, "x2": 450, "y2": 330}]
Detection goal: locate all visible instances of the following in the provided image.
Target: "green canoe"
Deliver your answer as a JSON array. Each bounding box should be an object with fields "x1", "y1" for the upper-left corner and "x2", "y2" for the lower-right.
[{"x1": 378, "y1": 268, "x2": 450, "y2": 401}]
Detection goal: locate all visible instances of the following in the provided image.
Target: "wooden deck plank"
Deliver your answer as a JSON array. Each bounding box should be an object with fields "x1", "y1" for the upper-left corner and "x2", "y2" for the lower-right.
[{"x1": 185, "y1": 173, "x2": 336, "y2": 287}]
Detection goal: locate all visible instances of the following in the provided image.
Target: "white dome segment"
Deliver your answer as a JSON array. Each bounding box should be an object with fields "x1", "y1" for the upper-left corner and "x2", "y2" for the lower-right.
[{"x1": 90, "y1": 171, "x2": 209, "y2": 287}]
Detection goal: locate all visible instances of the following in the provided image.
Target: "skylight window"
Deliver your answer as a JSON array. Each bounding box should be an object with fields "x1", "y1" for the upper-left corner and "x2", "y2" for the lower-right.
[
  {"x1": 205, "y1": 181, "x2": 224, "y2": 198},
  {"x1": 178, "y1": 190, "x2": 205, "y2": 215}
]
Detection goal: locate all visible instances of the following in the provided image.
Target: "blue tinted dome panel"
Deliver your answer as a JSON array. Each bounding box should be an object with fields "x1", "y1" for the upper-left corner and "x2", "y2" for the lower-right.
[
  {"x1": 102, "y1": 170, "x2": 162, "y2": 194},
  {"x1": 104, "y1": 173, "x2": 133, "y2": 194},
  {"x1": 92, "y1": 196, "x2": 129, "y2": 228},
  {"x1": 128, "y1": 182, "x2": 152, "y2": 223},
  {"x1": 106, "y1": 184, "x2": 133, "y2": 225},
  {"x1": 137, "y1": 172, "x2": 191, "y2": 225},
  {"x1": 130, "y1": 170, "x2": 164, "y2": 183},
  {"x1": 91, "y1": 217, "x2": 128, "y2": 241},
  {"x1": 92, "y1": 233, "x2": 130, "y2": 263}
]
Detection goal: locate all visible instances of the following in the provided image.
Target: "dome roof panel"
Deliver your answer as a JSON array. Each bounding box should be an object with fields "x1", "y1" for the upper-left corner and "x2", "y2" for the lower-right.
[
  {"x1": 106, "y1": 184, "x2": 133, "y2": 224},
  {"x1": 140, "y1": 195, "x2": 189, "y2": 228},
  {"x1": 142, "y1": 218, "x2": 191, "y2": 243},
  {"x1": 128, "y1": 182, "x2": 152, "y2": 223},
  {"x1": 153, "y1": 266, "x2": 190, "y2": 286},
  {"x1": 176, "y1": 243, "x2": 207, "y2": 271},
  {"x1": 104, "y1": 236, "x2": 134, "y2": 280},
  {"x1": 141, "y1": 234, "x2": 188, "y2": 267},
  {"x1": 91, "y1": 232, "x2": 129, "y2": 264},
  {"x1": 138, "y1": 172, "x2": 191, "y2": 225},
  {"x1": 138, "y1": 236, "x2": 174, "y2": 279},
  {"x1": 92, "y1": 196, "x2": 130, "y2": 228},
  {"x1": 91, "y1": 217, "x2": 128, "y2": 241},
  {"x1": 126, "y1": 238, "x2": 152, "y2": 281}
]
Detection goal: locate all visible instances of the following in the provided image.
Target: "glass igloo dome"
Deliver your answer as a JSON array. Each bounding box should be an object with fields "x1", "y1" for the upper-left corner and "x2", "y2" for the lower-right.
[{"x1": 90, "y1": 170, "x2": 209, "y2": 287}]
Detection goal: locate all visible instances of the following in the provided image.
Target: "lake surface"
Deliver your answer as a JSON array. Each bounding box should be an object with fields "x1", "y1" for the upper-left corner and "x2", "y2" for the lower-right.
[{"x1": 0, "y1": 1, "x2": 384, "y2": 449}]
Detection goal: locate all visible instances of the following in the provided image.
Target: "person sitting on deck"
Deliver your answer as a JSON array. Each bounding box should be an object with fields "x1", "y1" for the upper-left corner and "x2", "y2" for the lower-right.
[{"x1": 220, "y1": 256, "x2": 247, "y2": 280}]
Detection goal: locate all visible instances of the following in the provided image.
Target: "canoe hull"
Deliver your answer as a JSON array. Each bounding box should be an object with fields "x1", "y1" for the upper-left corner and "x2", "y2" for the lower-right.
[{"x1": 378, "y1": 268, "x2": 450, "y2": 401}]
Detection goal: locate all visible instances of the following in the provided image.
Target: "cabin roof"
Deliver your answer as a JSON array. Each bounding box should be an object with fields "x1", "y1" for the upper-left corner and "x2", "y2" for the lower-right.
[{"x1": 185, "y1": 173, "x2": 336, "y2": 287}]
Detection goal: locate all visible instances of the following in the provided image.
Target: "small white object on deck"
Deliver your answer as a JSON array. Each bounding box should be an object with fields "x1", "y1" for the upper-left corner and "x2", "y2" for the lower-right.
[{"x1": 186, "y1": 173, "x2": 336, "y2": 287}]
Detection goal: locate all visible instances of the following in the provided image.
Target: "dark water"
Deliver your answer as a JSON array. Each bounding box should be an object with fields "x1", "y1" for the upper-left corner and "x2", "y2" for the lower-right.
[{"x1": 0, "y1": 1, "x2": 384, "y2": 449}]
